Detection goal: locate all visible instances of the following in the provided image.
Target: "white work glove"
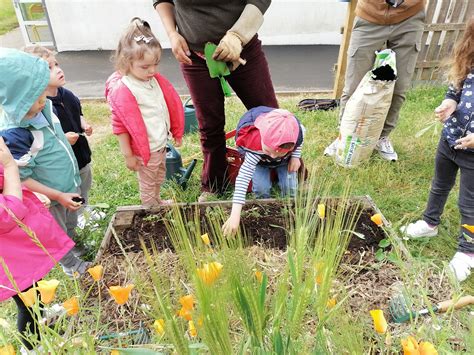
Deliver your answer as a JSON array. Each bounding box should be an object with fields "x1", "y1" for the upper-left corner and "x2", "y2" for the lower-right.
[{"x1": 213, "y1": 4, "x2": 264, "y2": 64}]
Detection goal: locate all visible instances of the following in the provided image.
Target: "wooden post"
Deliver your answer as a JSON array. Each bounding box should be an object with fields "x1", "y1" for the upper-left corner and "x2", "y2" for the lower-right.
[{"x1": 333, "y1": 0, "x2": 358, "y2": 99}]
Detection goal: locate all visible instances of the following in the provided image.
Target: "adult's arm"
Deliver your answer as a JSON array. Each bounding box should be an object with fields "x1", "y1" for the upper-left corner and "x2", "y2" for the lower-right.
[
  {"x1": 155, "y1": 1, "x2": 192, "y2": 65},
  {"x1": 214, "y1": 1, "x2": 271, "y2": 62}
]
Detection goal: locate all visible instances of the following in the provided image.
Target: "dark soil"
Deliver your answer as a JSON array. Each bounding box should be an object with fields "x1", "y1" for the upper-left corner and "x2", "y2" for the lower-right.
[{"x1": 109, "y1": 200, "x2": 386, "y2": 258}]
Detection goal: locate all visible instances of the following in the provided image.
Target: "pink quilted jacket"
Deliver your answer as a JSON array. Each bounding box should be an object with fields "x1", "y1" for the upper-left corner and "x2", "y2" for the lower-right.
[{"x1": 105, "y1": 72, "x2": 184, "y2": 166}]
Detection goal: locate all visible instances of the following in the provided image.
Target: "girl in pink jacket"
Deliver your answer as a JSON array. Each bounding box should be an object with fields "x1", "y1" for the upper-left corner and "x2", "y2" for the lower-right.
[
  {"x1": 106, "y1": 18, "x2": 184, "y2": 207},
  {"x1": 0, "y1": 137, "x2": 75, "y2": 350}
]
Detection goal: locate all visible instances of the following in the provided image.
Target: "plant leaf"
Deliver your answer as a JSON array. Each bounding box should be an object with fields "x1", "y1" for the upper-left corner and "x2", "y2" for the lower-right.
[
  {"x1": 375, "y1": 249, "x2": 385, "y2": 261},
  {"x1": 378, "y1": 238, "x2": 391, "y2": 248}
]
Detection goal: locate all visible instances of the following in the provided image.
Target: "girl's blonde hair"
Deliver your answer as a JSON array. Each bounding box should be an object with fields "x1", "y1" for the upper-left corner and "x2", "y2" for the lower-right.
[
  {"x1": 447, "y1": 15, "x2": 474, "y2": 89},
  {"x1": 114, "y1": 17, "x2": 162, "y2": 74}
]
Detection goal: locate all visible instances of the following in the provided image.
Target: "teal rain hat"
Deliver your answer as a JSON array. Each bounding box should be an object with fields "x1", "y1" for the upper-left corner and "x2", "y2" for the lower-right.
[{"x1": 0, "y1": 48, "x2": 50, "y2": 126}]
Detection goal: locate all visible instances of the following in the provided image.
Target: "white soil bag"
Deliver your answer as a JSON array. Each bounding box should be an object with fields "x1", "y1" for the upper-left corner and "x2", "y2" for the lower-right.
[{"x1": 335, "y1": 49, "x2": 397, "y2": 167}]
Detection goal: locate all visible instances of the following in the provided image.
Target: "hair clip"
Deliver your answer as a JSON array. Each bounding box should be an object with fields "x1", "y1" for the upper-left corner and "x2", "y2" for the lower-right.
[{"x1": 134, "y1": 35, "x2": 153, "y2": 44}]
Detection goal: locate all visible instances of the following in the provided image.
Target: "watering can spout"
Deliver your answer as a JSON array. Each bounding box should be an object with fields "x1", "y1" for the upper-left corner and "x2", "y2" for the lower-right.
[{"x1": 179, "y1": 159, "x2": 197, "y2": 190}]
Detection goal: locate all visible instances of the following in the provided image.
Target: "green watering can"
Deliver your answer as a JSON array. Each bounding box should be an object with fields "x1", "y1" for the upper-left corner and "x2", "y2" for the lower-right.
[
  {"x1": 205, "y1": 42, "x2": 232, "y2": 97},
  {"x1": 183, "y1": 97, "x2": 198, "y2": 133},
  {"x1": 165, "y1": 143, "x2": 197, "y2": 190}
]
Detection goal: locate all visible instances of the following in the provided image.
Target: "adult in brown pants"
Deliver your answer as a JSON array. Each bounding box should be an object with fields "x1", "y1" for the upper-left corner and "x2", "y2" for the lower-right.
[
  {"x1": 154, "y1": 0, "x2": 278, "y2": 200},
  {"x1": 326, "y1": 0, "x2": 425, "y2": 161}
]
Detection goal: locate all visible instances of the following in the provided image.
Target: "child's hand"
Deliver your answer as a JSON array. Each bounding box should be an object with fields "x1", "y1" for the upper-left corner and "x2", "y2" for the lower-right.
[
  {"x1": 288, "y1": 157, "x2": 301, "y2": 172},
  {"x1": 454, "y1": 133, "x2": 474, "y2": 150},
  {"x1": 125, "y1": 155, "x2": 141, "y2": 171},
  {"x1": 57, "y1": 192, "x2": 82, "y2": 211},
  {"x1": 33, "y1": 192, "x2": 51, "y2": 208},
  {"x1": 65, "y1": 132, "x2": 80, "y2": 145},
  {"x1": 434, "y1": 99, "x2": 457, "y2": 122},
  {"x1": 83, "y1": 123, "x2": 93, "y2": 136},
  {"x1": 0, "y1": 137, "x2": 15, "y2": 167},
  {"x1": 174, "y1": 137, "x2": 182, "y2": 147},
  {"x1": 222, "y1": 214, "x2": 241, "y2": 236}
]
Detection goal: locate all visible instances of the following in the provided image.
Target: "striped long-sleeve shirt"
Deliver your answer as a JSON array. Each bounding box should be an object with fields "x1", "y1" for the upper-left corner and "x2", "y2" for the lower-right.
[{"x1": 232, "y1": 144, "x2": 302, "y2": 205}]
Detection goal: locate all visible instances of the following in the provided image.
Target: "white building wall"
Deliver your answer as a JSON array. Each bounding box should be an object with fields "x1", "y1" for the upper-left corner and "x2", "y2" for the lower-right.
[{"x1": 45, "y1": 0, "x2": 347, "y2": 52}]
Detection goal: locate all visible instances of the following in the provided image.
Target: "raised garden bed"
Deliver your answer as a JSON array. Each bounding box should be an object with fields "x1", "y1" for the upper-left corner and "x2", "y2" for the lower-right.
[{"x1": 84, "y1": 195, "x2": 456, "y2": 349}]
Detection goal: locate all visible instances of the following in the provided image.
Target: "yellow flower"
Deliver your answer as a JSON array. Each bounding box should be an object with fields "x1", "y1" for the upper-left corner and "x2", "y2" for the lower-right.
[
  {"x1": 401, "y1": 336, "x2": 419, "y2": 355},
  {"x1": 110, "y1": 350, "x2": 120, "y2": 355},
  {"x1": 153, "y1": 319, "x2": 165, "y2": 335},
  {"x1": 37, "y1": 279, "x2": 60, "y2": 304},
  {"x1": 369, "y1": 309, "x2": 388, "y2": 334},
  {"x1": 370, "y1": 213, "x2": 383, "y2": 227},
  {"x1": 197, "y1": 317, "x2": 204, "y2": 327},
  {"x1": 179, "y1": 294, "x2": 194, "y2": 311},
  {"x1": 108, "y1": 284, "x2": 134, "y2": 305},
  {"x1": 197, "y1": 262, "x2": 223, "y2": 285},
  {"x1": 418, "y1": 341, "x2": 438, "y2": 355},
  {"x1": 200, "y1": 233, "x2": 210, "y2": 245},
  {"x1": 317, "y1": 203, "x2": 325, "y2": 219},
  {"x1": 188, "y1": 320, "x2": 197, "y2": 337},
  {"x1": 87, "y1": 265, "x2": 104, "y2": 282},
  {"x1": 327, "y1": 298, "x2": 337, "y2": 309},
  {"x1": 254, "y1": 270, "x2": 263, "y2": 283},
  {"x1": 0, "y1": 344, "x2": 15, "y2": 355},
  {"x1": 314, "y1": 261, "x2": 325, "y2": 285},
  {"x1": 178, "y1": 307, "x2": 193, "y2": 321},
  {"x1": 462, "y1": 224, "x2": 474, "y2": 233},
  {"x1": 19, "y1": 288, "x2": 37, "y2": 307},
  {"x1": 63, "y1": 296, "x2": 80, "y2": 316}
]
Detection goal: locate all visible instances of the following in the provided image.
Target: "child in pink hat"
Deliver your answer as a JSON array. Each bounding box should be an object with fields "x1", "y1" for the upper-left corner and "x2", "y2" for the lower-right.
[{"x1": 222, "y1": 106, "x2": 304, "y2": 235}]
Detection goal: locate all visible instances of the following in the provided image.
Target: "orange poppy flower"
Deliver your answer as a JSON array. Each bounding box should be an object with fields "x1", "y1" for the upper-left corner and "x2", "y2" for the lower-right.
[
  {"x1": 370, "y1": 213, "x2": 383, "y2": 227},
  {"x1": 401, "y1": 336, "x2": 438, "y2": 355},
  {"x1": 418, "y1": 341, "x2": 438, "y2": 355},
  {"x1": 254, "y1": 270, "x2": 263, "y2": 283},
  {"x1": 179, "y1": 294, "x2": 194, "y2": 311},
  {"x1": 110, "y1": 350, "x2": 120, "y2": 355},
  {"x1": 87, "y1": 265, "x2": 104, "y2": 282},
  {"x1": 37, "y1": 279, "x2": 60, "y2": 304},
  {"x1": 401, "y1": 336, "x2": 419, "y2": 355},
  {"x1": 108, "y1": 284, "x2": 134, "y2": 305},
  {"x1": 188, "y1": 320, "x2": 197, "y2": 337},
  {"x1": 200, "y1": 233, "x2": 210, "y2": 246},
  {"x1": 178, "y1": 307, "x2": 193, "y2": 321},
  {"x1": 462, "y1": 224, "x2": 474, "y2": 233},
  {"x1": 317, "y1": 203, "x2": 325, "y2": 219},
  {"x1": 327, "y1": 298, "x2": 337, "y2": 309},
  {"x1": 369, "y1": 309, "x2": 388, "y2": 334},
  {"x1": 63, "y1": 296, "x2": 80, "y2": 316},
  {"x1": 153, "y1": 319, "x2": 165, "y2": 335},
  {"x1": 19, "y1": 287, "x2": 37, "y2": 307},
  {"x1": 0, "y1": 344, "x2": 15, "y2": 355},
  {"x1": 314, "y1": 261, "x2": 325, "y2": 285},
  {"x1": 197, "y1": 262, "x2": 223, "y2": 285}
]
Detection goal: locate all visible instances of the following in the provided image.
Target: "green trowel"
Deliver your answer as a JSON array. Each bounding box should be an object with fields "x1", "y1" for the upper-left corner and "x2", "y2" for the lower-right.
[{"x1": 204, "y1": 42, "x2": 233, "y2": 97}]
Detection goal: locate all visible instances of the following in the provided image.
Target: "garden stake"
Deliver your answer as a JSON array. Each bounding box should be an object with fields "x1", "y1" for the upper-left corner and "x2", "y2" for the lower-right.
[{"x1": 389, "y1": 294, "x2": 474, "y2": 323}]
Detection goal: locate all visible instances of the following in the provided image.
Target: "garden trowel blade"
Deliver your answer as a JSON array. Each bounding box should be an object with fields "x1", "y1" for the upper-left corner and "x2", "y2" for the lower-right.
[{"x1": 204, "y1": 42, "x2": 231, "y2": 79}]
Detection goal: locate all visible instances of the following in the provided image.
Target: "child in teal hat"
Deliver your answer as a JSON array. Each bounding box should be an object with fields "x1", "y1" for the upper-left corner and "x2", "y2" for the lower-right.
[{"x1": 0, "y1": 48, "x2": 90, "y2": 277}]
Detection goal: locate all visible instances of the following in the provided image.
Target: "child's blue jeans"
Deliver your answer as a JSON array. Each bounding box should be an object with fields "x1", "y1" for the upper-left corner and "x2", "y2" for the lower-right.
[{"x1": 252, "y1": 163, "x2": 297, "y2": 198}]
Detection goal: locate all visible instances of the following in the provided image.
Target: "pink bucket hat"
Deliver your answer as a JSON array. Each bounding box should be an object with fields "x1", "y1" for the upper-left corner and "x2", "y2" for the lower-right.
[{"x1": 254, "y1": 109, "x2": 299, "y2": 153}]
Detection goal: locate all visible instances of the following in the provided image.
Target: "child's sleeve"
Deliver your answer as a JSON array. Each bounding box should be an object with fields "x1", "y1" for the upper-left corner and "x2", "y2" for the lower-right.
[
  {"x1": 1, "y1": 128, "x2": 36, "y2": 180},
  {"x1": 445, "y1": 83, "x2": 462, "y2": 103},
  {"x1": 232, "y1": 152, "x2": 261, "y2": 205},
  {"x1": 0, "y1": 195, "x2": 28, "y2": 234},
  {"x1": 291, "y1": 124, "x2": 305, "y2": 159}
]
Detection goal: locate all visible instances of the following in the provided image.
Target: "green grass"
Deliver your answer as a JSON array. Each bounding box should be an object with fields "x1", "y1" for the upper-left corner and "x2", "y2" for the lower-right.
[
  {"x1": 0, "y1": 0, "x2": 18, "y2": 35},
  {"x1": 80, "y1": 86, "x2": 473, "y2": 294}
]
